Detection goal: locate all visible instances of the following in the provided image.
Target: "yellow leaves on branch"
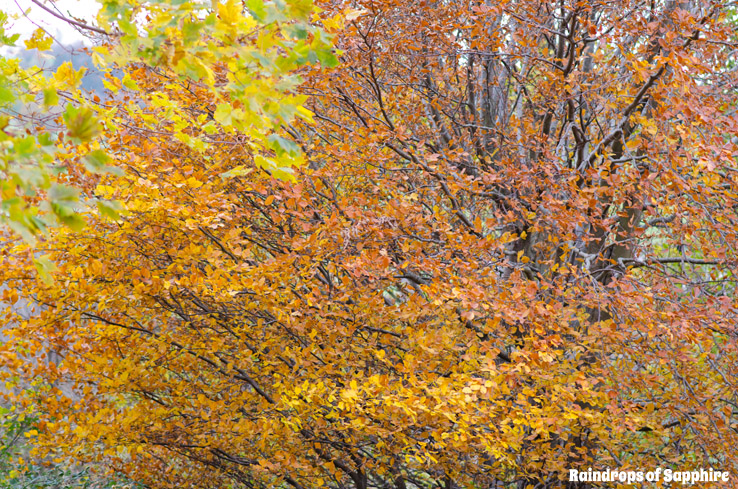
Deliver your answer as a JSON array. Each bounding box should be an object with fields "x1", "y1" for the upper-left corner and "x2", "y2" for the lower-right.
[{"x1": 2, "y1": 1, "x2": 738, "y2": 489}]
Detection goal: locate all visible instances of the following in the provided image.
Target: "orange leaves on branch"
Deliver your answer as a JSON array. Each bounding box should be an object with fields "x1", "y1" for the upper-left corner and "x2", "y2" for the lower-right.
[{"x1": 2, "y1": 0, "x2": 738, "y2": 488}]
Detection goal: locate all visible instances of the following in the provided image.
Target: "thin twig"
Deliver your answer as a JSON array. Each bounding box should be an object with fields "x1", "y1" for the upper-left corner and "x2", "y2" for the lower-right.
[{"x1": 30, "y1": 0, "x2": 110, "y2": 36}]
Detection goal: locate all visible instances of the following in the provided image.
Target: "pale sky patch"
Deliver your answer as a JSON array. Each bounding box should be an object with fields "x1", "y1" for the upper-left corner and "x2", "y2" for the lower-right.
[{"x1": 5, "y1": 0, "x2": 101, "y2": 46}]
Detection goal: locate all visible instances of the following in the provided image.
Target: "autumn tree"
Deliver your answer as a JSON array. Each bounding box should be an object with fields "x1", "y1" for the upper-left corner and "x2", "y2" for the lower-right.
[
  {"x1": 2, "y1": 1, "x2": 738, "y2": 489},
  {"x1": 0, "y1": 0, "x2": 331, "y2": 249}
]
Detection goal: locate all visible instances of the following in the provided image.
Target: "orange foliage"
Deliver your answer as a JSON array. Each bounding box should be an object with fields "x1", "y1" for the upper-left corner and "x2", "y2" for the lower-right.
[{"x1": 2, "y1": 1, "x2": 738, "y2": 488}]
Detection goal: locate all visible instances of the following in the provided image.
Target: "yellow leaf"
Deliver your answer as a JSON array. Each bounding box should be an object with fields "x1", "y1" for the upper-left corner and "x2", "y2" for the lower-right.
[
  {"x1": 25, "y1": 28, "x2": 53, "y2": 51},
  {"x1": 296, "y1": 105, "x2": 314, "y2": 122},
  {"x1": 187, "y1": 177, "x2": 204, "y2": 189},
  {"x1": 54, "y1": 62, "x2": 87, "y2": 89},
  {"x1": 218, "y1": 0, "x2": 243, "y2": 25}
]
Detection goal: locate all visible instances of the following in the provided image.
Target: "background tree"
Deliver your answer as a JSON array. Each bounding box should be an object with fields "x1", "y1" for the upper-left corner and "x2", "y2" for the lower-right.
[{"x1": 2, "y1": 1, "x2": 738, "y2": 489}]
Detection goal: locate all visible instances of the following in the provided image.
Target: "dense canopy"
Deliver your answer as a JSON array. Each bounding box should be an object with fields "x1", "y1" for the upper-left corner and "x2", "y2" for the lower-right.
[{"x1": 2, "y1": 0, "x2": 738, "y2": 488}]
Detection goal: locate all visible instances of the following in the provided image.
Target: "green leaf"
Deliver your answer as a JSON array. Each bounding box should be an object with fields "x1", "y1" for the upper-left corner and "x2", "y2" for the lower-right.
[
  {"x1": 7, "y1": 216, "x2": 37, "y2": 246},
  {"x1": 213, "y1": 103, "x2": 234, "y2": 126},
  {"x1": 121, "y1": 74, "x2": 140, "y2": 91},
  {"x1": 285, "y1": 24, "x2": 308, "y2": 40},
  {"x1": 57, "y1": 212, "x2": 86, "y2": 231},
  {"x1": 49, "y1": 183, "x2": 85, "y2": 229},
  {"x1": 220, "y1": 165, "x2": 254, "y2": 179},
  {"x1": 97, "y1": 199, "x2": 123, "y2": 221},
  {"x1": 49, "y1": 183, "x2": 80, "y2": 203},
  {"x1": 202, "y1": 121, "x2": 218, "y2": 134},
  {"x1": 33, "y1": 254, "x2": 57, "y2": 285},
  {"x1": 0, "y1": 85, "x2": 14, "y2": 104},
  {"x1": 315, "y1": 47, "x2": 339, "y2": 67},
  {"x1": 63, "y1": 105, "x2": 100, "y2": 142},
  {"x1": 84, "y1": 149, "x2": 123, "y2": 175},
  {"x1": 181, "y1": 19, "x2": 203, "y2": 43},
  {"x1": 246, "y1": 0, "x2": 267, "y2": 21},
  {"x1": 43, "y1": 88, "x2": 59, "y2": 107},
  {"x1": 13, "y1": 136, "x2": 36, "y2": 157},
  {"x1": 268, "y1": 134, "x2": 300, "y2": 156}
]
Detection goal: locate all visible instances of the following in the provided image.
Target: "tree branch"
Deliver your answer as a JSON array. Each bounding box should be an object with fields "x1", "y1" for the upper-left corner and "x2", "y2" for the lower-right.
[{"x1": 30, "y1": 0, "x2": 109, "y2": 36}]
